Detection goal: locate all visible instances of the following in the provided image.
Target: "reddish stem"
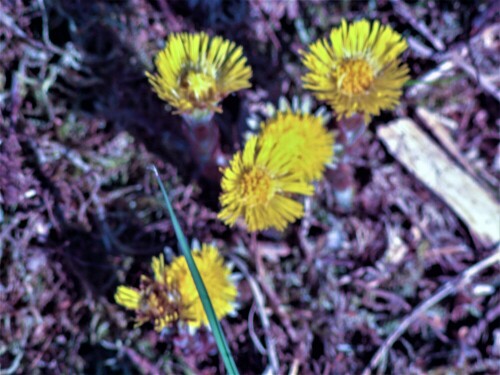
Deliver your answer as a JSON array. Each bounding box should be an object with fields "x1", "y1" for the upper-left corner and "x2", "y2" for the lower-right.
[
  {"x1": 181, "y1": 114, "x2": 226, "y2": 181},
  {"x1": 327, "y1": 114, "x2": 366, "y2": 210}
]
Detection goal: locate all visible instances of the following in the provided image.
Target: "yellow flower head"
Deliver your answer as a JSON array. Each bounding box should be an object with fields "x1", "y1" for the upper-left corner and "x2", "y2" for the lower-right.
[
  {"x1": 300, "y1": 19, "x2": 410, "y2": 121},
  {"x1": 219, "y1": 135, "x2": 314, "y2": 232},
  {"x1": 146, "y1": 32, "x2": 252, "y2": 115},
  {"x1": 167, "y1": 244, "x2": 238, "y2": 329},
  {"x1": 115, "y1": 247, "x2": 238, "y2": 332},
  {"x1": 260, "y1": 110, "x2": 335, "y2": 182},
  {"x1": 115, "y1": 255, "x2": 190, "y2": 332}
]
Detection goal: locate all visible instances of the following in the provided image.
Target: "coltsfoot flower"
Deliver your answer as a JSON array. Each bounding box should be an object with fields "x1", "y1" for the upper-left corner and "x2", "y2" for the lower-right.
[
  {"x1": 146, "y1": 32, "x2": 252, "y2": 115},
  {"x1": 167, "y1": 244, "x2": 238, "y2": 329},
  {"x1": 260, "y1": 109, "x2": 335, "y2": 182},
  {"x1": 115, "y1": 246, "x2": 239, "y2": 331},
  {"x1": 300, "y1": 19, "x2": 410, "y2": 121},
  {"x1": 218, "y1": 135, "x2": 314, "y2": 232},
  {"x1": 115, "y1": 255, "x2": 189, "y2": 332}
]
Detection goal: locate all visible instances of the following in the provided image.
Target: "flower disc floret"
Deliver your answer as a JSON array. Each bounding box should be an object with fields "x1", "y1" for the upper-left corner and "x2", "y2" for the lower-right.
[
  {"x1": 301, "y1": 19, "x2": 410, "y2": 121},
  {"x1": 146, "y1": 32, "x2": 252, "y2": 114},
  {"x1": 219, "y1": 135, "x2": 314, "y2": 232}
]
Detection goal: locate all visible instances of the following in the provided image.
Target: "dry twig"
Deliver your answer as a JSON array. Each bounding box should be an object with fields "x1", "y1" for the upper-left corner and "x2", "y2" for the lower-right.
[
  {"x1": 363, "y1": 246, "x2": 500, "y2": 375},
  {"x1": 390, "y1": 0, "x2": 445, "y2": 51},
  {"x1": 449, "y1": 51, "x2": 500, "y2": 102},
  {"x1": 230, "y1": 255, "x2": 280, "y2": 374}
]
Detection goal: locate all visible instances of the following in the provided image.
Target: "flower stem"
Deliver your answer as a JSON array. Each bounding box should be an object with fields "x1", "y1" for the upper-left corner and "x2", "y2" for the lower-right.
[
  {"x1": 327, "y1": 114, "x2": 366, "y2": 211},
  {"x1": 181, "y1": 111, "x2": 225, "y2": 181}
]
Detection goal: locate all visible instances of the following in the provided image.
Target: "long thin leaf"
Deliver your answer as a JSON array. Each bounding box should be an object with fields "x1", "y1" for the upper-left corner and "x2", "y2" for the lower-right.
[{"x1": 150, "y1": 166, "x2": 239, "y2": 375}]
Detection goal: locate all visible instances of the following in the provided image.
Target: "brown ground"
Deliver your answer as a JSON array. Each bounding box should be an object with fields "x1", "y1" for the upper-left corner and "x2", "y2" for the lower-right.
[{"x1": 1, "y1": 1, "x2": 499, "y2": 374}]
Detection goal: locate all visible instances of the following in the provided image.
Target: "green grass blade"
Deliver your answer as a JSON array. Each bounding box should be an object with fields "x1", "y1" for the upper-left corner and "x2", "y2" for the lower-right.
[
  {"x1": 404, "y1": 73, "x2": 465, "y2": 87},
  {"x1": 150, "y1": 166, "x2": 239, "y2": 375}
]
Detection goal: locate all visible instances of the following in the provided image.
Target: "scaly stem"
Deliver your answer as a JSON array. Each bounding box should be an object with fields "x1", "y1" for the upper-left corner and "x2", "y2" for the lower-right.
[
  {"x1": 327, "y1": 113, "x2": 366, "y2": 211},
  {"x1": 181, "y1": 111, "x2": 225, "y2": 181}
]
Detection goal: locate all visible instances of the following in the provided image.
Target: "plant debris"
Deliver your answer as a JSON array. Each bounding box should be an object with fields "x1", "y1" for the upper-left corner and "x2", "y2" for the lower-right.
[{"x1": 1, "y1": 1, "x2": 499, "y2": 374}]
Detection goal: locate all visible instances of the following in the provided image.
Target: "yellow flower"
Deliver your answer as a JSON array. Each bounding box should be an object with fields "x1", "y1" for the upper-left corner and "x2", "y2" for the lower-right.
[
  {"x1": 300, "y1": 19, "x2": 410, "y2": 121},
  {"x1": 167, "y1": 244, "x2": 238, "y2": 329},
  {"x1": 146, "y1": 32, "x2": 252, "y2": 115},
  {"x1": 260, "y1": 110, "x2": 335, "y2": 182},
  {"x1": 115, "y1": 255, "x2": 190, "y2": 332},
  {"x1": 115, "y1": 247, "x2": 238, "y2": 332},
  {"x1": 218, "y1": 135, "x2": 314, "y2": 232}
]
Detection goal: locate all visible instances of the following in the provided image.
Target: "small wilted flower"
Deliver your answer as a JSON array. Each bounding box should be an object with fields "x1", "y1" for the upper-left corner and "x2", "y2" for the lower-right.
[
  {"x1": 115, "y1": 246, "x2": 238, "y2": 332},
  {"x1": 218, "y1": 135, "x2": 314, "y2": 232},
  {"x1": 115, "y1": 255, "x2": 190, "y2": 332},
  {"x1": 146, "y1": 32, "x2": 252, "y2": 115},
  {"x1": 259, "y1": 106, "x2": 335, "y2": 183},
  {"x1": 300, "y1": 19, "x2": 410, "y2": 121},
  {"x1": 168, "y1": 244, "x2": 238, "y2": 329}
]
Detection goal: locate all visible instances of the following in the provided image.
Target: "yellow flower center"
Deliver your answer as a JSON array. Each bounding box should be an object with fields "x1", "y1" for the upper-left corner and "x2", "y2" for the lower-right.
[
  {"x1": 240, "y1": 168, "x2": 273, "y2": 205},
  {"x1": 336, "y1": 59, "x2": 374, "y2": 95},
  {"x1": 182, "y1": 70, "x2": 216, "y2": 99}
]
